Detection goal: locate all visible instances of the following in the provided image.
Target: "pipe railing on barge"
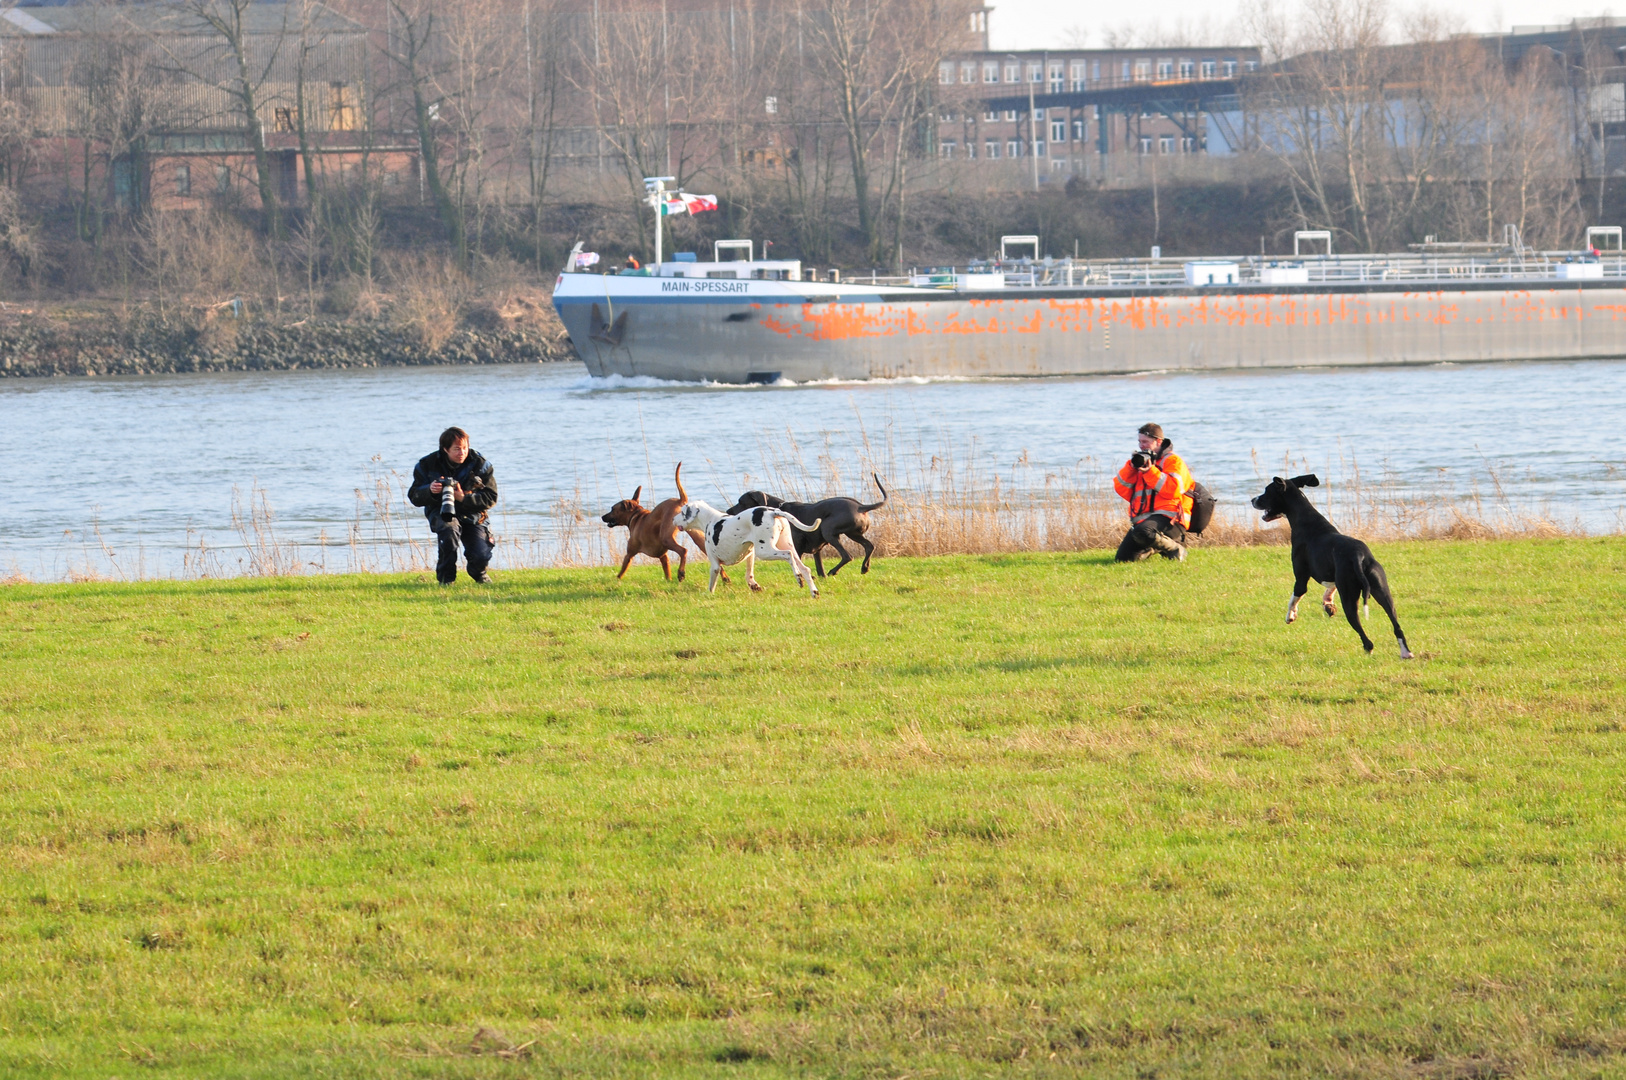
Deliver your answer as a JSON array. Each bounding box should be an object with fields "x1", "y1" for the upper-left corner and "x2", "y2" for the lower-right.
[{"x1": 900, "y1": 251, "x2": 1626, "y2": 291}]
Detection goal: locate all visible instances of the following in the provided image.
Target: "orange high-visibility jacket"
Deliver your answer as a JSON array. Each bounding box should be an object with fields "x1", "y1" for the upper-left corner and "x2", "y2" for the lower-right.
[{"x1": 1114, "y1": 451, "x2": 1193, "y2": 527}]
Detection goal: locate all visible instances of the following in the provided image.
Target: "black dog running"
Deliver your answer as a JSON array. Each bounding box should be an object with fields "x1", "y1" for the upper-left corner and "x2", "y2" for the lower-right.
[{"x1": 1251, "y1": 474, "x2": 1413, "y2": 659}]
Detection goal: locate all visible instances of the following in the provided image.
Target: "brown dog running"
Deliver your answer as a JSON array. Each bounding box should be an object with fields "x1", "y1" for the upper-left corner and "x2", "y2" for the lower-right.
[{"x1": 600, "y1": 462, "x2": 713, "y2": 582}]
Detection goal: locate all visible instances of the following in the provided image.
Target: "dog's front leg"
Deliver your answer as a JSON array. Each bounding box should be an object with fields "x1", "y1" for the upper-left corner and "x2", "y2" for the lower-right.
[
  {"x1": 1322, "y1": 583, "x2": 1337, "y2": 616},
  {"x1": 707, "y1": 557, "x2": 721, "y2": 593},
  {"x1": 617, "y1": 549, "x2": 635, "y2": 579}
]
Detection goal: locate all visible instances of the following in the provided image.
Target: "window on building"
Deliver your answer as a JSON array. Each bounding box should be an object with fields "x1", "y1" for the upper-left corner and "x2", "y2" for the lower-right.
[
  {"x1": 112, "y1": 160, "x2": 135, "y2": 210},
  {"x1": 986, "y1": 140, "x2": 1000, "y2": 158},
  {"x1": 1139, "y1": 136, "x2": 1152, "y2": 154},
  {"x1": 940, "y1": 62, "x2": 954, "y2": 84},
  {"x1": 1027, "y1": 62, "x2": 1042, "y2": 82},
  {"x1": 1182, "y1": 135, "x2": 1196, "y2": 152},
  {"x1": 1159, "y1": 135, "x2": 1174, "y2": 154},
  {"x1": 274, "y1": 107, "x2": 295, "y2": 133},
  {"x1": 1004, "y1": 63, "x2": 1018, "y2": 82},
  {"x1": 1134, "y1": 60, "x2": 1150, "y2": 82},
  {"x1": 1070, "y1": 61, "x2": 1085, "y2": 90},
  {"x1": 1245, "y1": 60, "x2": 1258, "y2": 71},
  {"x1": 329, "y1": 82, "x2": 357, "y2": 131},
  {"x1": 1093, "y1": 61, "x2": 1101, "y2": 82},
  {"x1": 1049, "y1": 62, "x2": 1064, "y2": 91},
  {"x1": 1223, "y1": 59, "x2": 1238, "y2": 76},
  {"x1": 1051, "y1": 158, "x2": 1068, "y2": 172},
  {"x1": 984, "y1": 61, "x2": 999, "y2": 82},
  {"x1": 940, "y1": 140, "x2": 957, "y2": 156},
  {"x1": 969, "y1": 10, "x2": 985, "y2": 32},
  {"x1": 216, "y1": 165, "x2": 231, "y2": 192},
  {"x1": 174, "y1": 163, "x2": 190, "y2": 195},
  {"x1": 1034, "y1": 108, "x2": 1044, "y2": 121},
  {"x1": 984, "y1": 108, "x2": 998, "y2": 121},
  {"x1": 1035, "y1": 140, "x2": 1046, "y2": 157},
  {"x1": 961, "y1": 62, "x2": 975, "y2": 83},
  {"x1": 1007, "y1": 139, "x2": 1020, "y2": 157},
  {"x1": 1073, "y1": 118, "x2": 1085, "y2": 140},
  {"x1": 1201, "y1": 59, "x2": 1216, "y2": 78},
  {"x1": 1051, "y1": 119, "x2": 1066, "y2": 141},
  {"x1": 1157, "y1": 59, "x2": 1173, "y2": 78},
  {"x1": 1004, "y1": 109, "x2": 1017, "y2": 122},
  {"x1": 1121, "y1": 60, "x2": 1131, "y2": 81},
  {"x1": 765, "y1": 96, "x2": 778, "y2": 113},
  {"x1": 1179, "y1": 59, "x2": 1194, "y2": 78},
  {"x1": 967, "y1": 141, "x2": 976, "y2": 158}
]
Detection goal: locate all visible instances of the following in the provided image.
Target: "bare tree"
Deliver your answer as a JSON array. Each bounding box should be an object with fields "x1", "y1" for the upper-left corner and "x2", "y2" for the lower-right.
[
  {"x1": 801, "y1": 0, "x2": 972, "y2": 262},
  {"x1": 70, "y1": 15, "x2": 170, "y2": 241},
  {"x1": 382, "y1": 0, "x2": 463, "y2": 260},
  {"x1": 1243, "y1": 0, "x2": 1394, "y2": 250},
  {"x1": 522, "y1": 0, "x2": 564, "y2": 268},
  {"x1": 149, "y1": 0, "x2": 293, "y2": 235}
]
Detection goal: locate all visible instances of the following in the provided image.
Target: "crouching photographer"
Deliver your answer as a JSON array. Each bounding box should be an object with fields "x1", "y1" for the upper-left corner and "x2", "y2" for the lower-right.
[
  {"x1": 1113, "y1": 422, "x2": 1194, "y2": 562},
  {"x1": 408, "y1": 426, "x2": 498, "y2": 584}
]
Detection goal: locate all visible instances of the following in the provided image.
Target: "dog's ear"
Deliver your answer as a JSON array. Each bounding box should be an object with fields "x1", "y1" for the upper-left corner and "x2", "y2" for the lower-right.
[
  {"x1": 1288, "y1": 474, "x2": 1320, "y2": 489},
  {"x1": 630, "y1": 485, "x2": 641, "y2": 503},
  {"x1": 1270, "y1": 476, "x2": 1284, "y2": 487}
]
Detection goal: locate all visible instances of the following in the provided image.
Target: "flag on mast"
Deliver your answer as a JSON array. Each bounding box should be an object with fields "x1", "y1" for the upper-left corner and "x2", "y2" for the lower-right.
[{"x1": 658, "y1": 192, "x2": 719, "y2": 216}]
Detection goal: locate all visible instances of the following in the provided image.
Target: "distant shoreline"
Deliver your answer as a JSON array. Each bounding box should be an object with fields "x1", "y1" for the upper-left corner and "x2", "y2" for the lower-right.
[{"x1": 0, "y1": 310, "x2": 575, "y2": 378}]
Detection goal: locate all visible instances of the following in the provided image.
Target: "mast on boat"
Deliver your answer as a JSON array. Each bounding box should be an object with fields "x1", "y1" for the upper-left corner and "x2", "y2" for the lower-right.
[{"x1": 643, "y1": 176, "x2": 676, "y2": 266}]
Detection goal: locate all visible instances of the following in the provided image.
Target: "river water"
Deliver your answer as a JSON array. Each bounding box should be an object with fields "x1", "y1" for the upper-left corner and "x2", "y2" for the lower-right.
[{"x1": 4, "y1": 358, "x2": 1623, "y2": 580}]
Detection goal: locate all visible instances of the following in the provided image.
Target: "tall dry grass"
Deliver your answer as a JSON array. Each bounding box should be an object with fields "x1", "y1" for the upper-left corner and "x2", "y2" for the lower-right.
[{"x1": 6, "y1": 441, "x2": 1589, "y2": 585}]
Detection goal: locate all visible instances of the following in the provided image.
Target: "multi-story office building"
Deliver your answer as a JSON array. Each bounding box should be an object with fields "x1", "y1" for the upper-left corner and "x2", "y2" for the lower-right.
[{"x1": 934, "y1": 47, "x2": 1262, "y2": 177}]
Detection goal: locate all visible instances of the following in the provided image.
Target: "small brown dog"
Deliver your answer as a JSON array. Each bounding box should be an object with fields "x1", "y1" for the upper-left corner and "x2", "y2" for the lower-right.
[{"x1": 600, "y1": 462, "x2": 712, "y2": 581}]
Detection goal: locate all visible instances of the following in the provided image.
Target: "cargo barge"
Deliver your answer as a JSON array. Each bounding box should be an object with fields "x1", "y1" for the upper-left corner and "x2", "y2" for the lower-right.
[{"x1": 552, "y1": 227, "x2": 1626, "y2": 384}]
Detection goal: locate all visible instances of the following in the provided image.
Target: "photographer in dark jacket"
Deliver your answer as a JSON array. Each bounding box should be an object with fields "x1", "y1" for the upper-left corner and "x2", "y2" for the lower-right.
[{"x1": 408, "y1": 426, "x2": 499, "y2": 584}]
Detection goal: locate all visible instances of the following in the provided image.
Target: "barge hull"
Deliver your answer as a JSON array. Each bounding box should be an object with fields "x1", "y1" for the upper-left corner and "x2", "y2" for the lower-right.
[{"x1": 554, "y1": 282, "x2": 1626, "y2": 382}]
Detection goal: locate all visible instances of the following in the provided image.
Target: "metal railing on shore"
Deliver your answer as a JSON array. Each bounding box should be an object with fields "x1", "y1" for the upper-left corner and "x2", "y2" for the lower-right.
[{"x1": 895, "y1": 251, "x2": 1626, "y2": 291}]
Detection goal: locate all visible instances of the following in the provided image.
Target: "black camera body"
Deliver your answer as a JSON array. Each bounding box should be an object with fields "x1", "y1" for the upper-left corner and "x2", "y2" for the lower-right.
[
  {"x1": 438, "y1": 476, "x2": 457, "y2": 521},
  {"x1": 1130, "y1": 451, "x2": 1155, "y2": 470}
]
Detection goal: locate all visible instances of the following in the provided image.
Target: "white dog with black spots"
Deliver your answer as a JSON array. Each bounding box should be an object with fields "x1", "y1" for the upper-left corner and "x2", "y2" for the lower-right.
[{"x1": 674, "y1": 500, "x2": 823, "y2": 597}]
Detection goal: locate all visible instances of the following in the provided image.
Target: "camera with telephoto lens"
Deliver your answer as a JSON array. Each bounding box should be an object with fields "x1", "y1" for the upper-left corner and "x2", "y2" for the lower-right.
[
  {"x1": 438, "y1": 476, "x2": 457, "y2": 521},
  {"x1": 1130, "y1": 451, "x2": 1154, "y2": 470}
]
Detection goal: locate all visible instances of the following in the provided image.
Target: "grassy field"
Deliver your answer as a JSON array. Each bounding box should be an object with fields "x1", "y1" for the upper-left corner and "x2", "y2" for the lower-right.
[{"x1": 1, "y1": 538, "x2": 1624, "y2": 1078}]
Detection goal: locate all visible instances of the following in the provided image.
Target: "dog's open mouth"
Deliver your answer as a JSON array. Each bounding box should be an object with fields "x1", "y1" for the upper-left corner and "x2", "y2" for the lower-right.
[{"x1": 1260, "y1": 510, "x2": 1281, "y2": 522}]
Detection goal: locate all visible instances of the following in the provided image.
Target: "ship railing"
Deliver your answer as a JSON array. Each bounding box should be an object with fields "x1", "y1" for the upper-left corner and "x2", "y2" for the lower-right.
[{"x1": 901, "y1": 252, "x2": 1626, "y2": 290}]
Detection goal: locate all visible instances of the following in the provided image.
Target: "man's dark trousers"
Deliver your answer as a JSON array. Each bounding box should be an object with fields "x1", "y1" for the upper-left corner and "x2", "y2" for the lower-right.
[
  {"x1": 429, "y1": 513, "x2": 493, "y2": 583},
  {"x1": 1115, "y1": 517, "x2": 1186, "y2": 562}
]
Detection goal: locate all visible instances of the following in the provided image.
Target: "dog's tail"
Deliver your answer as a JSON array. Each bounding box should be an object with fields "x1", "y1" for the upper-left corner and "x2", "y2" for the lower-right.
[
  {"x1": 780, "y1": 512, "x2": 823, "y2": 533},
  {"x1": 856, "y1": 474, "x2": 889, "y2": 513},
  {"x1": 674, "y1": 461, "x2": 687, "y2": 505}
]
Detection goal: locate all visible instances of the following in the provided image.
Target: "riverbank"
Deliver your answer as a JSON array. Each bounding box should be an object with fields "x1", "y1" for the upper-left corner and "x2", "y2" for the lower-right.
[
  {"x1": 3, "y1": 541, "x2": 1625, "y2": 1077},
  {"x1": 0, "y1": 302, "x2": 575, "y2": 377}
]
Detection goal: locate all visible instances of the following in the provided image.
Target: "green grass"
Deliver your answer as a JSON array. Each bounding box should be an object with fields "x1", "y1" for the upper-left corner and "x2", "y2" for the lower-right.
[{"x1": 2, "y1": 539, "x2": 1625, "y2": 1078}]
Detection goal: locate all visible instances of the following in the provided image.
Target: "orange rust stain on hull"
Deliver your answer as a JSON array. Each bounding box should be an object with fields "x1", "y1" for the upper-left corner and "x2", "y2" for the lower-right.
[{"x1": 753, "y1": 289, "x2": 1626, "y2": 343}]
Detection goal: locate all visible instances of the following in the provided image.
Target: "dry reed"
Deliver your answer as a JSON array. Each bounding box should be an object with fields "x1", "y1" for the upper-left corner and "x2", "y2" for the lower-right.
[{"x1": 6, "y1": 439, "x2": 1592, "y2": 585}]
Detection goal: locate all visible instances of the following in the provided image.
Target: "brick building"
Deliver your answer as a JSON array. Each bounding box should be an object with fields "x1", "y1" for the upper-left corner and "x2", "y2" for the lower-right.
[{"x1": 0, "y1": 0, "x2": 417, "y2": 212}]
